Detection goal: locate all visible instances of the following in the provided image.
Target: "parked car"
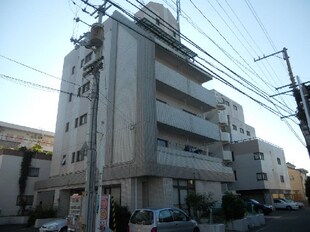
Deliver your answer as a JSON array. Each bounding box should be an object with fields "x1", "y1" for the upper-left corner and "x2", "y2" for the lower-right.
[
  {"x1": 273, "y1": 198, "x2": 299, "y2": 210},
  {"x1": 39, "y1": 218, "x2": 68, "y2": 232},
  {"x1": 276, "y1": 198, "x2": 304, "y2": 208},
  {"x1": 128, "y1": 207, "x2": 200, "y2": 232},
  {"x1": 245, "y1": 199, "x2": 273, "y2": 215}
]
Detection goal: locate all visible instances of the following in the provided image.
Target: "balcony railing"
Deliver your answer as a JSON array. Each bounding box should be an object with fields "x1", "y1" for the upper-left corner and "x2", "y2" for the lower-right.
[
  {"x1": 155, "y1": 62, "x2": 216, "y2": 111},
  {"x1": 156, "y1": 101, "x2": 220, "y2": 141},
  {"x1": 157, "y1": 145, "x2": 233, "y2": 174}
]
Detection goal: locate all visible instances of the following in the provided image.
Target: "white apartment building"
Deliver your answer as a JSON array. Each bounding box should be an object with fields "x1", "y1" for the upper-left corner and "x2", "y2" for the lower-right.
[
  {"x1": 0, "y1": 121, "x2": 54, "y2": 152},
  {"x1": 35, "y1": 2, "x2": 234, "y2": 216},
  {"x1": 0, "y1": 149, "x2": 51, "y2": 216},
  {"x1": 211, "y1": 91, "x2": 290, "y2": 204}
]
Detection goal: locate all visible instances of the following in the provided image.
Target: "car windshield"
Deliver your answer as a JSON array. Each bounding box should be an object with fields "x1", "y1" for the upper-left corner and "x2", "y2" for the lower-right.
[
  {"x1": 250, "y1": 199, "x2": 260, "y2": 204},
  {"x1": 130, "y1": 210, "x2": 153, "y2": 225}
]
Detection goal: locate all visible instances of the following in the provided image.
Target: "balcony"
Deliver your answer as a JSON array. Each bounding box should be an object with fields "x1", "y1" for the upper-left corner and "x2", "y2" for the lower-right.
[
  {"x1": 221, "y1": 131, "x2": 231, "y2": 143},
  {"x1": 157, "y1": 145, "x2": 233, "y2": 174},
  {"x1": 156, "y1": 101, "x2": 220, "y2": 141},
  {"x1": 155, "y1": 62, "x2": 216, "y2": 112},
  {"x1": 223, "y1": 150, "x2": 233, "y2": 162},
  {"x1": 218, "y1": 111, "x2": 228, "y2": 125}
]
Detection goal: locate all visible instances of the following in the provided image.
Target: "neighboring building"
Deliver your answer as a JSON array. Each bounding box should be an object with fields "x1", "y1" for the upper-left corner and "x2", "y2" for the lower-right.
[
  {"x1": 35, "y1": 2, "x2": 234, "y2": 217},
  {"x1": 230, "y1": 139, "x2": 290, "y2": 204},
  {"x1": 211, "y1": 91, "x2": 290, "y2": 204},
  {"x1": 0, "y1": 149, "x2": 51, "y2": 216},
  {"x1": 0, "y1": 121, "x2": 54, "y2": 152},
  {"x1": 287, "y1": 162, "x2": 308, "y2": 201}
]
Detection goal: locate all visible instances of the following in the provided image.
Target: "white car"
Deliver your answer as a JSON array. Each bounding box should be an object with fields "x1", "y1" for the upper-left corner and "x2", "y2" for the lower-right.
[
  {"x1": 39, "y1": 218, "x2": 68, "y2": 232},
  {"x1": 280, "y1": 198, "x2": 304, "y2": 208},
  {"x1": 273, "y1": 199, "x2": 299, "y2": 210}
]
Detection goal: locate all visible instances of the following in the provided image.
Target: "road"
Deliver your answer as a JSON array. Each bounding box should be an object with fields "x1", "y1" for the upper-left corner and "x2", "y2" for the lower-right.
[
  {"x1": 0, "y1": 206, "x2": 309, "y2": 232},
  {"x1": 250, "y1": 206, "x2": 310, "y2": 232}
]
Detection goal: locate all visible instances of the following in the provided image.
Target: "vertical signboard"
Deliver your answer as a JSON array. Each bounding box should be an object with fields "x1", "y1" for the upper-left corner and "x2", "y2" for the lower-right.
[{"x1": 99, "y1": 194, "x2": 110, "y2": 231}]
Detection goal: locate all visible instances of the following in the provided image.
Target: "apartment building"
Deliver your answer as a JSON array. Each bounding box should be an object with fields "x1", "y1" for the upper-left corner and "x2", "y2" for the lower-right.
[
  {"x1": 35, "y1": 2, "x2": 234, "y2": 216},
  {"x1": 0, "y1": 149, "x2": 51, "y2": 216},
  {"x1": 211, "y1": 91, "x2": 291, "y2": 204},
  {"x1": 0, "y1": 121, "x2": 54, "y2": 152},
  {"x1": 287, "y1": 162, "x2": 308, "y2": 201}
]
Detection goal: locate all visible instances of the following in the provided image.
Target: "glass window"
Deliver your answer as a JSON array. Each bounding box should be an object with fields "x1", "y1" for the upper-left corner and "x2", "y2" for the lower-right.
[
  {"x1": 277, "y1": 157, "x2": 281, "y2": 165},
  {"x1": 157, "y1": 138, "x2": 168, "y2": 147},
  {"x1": 173, "y1": 179, "x2": 195, "y2": 209},
  {"x1": 65, "y1": 122, "x2": 69, "y2": 132},
  {"x1": 254, "y1": 152, "x2": 264, "y2": 160},
  {"x1": 240, "y1": 128, "x2": 244, "y2": 133},
  {"x1": 232, "y1": 124, "x2": 237, "y2": 131},
  {"x1": 71, "y1": 152, "x2": 75, "y2": 163},
  {"x1": 80, "y1": 59, "x2": 84, "y2": 68},
  {"x1": 85, "y1": 52, "x2": 93, "y2": 64},
  {"x1": 171, "y1": 208, "x2": 188, "y2": 221},
  {"x1": 246, "y1": 131, "x2": 251, "y2": 136},
  {"x1": 256, "y1": 172, "x2": 268, "y2": 181},
  {"x1": 28, "y1": 167, "x2": 39, "y2": 177},
  {"x1": 82, "y1": 81, "x2": 90, "y2": 93},
  {"x1": 61, "y1": 155, "x2": 66, "y2": 165},
  {"x1": 71, "y1": 66, "x2": 75, "y2": 75},
  {"x1": 80, "y1": 114, "x2": 87, "y2": 125},
  {"x1": 159, "y1": 209, "x2": 173, "y2": 223},
  {"x1": 130, "y1": 210, "x2": 153, "y2": 225},
  {"x1": 75, "y1": 118, "x2": 79, "y2": 128},
  {"x1": 233, "y1": 105, "x2": 238, "y2": 110},
  {"x1": 280, "y1": 175, "x2": 284, "y2": 183},
  {"x1": 69, "y1": 93, "x2": 73, "y2": 102}
]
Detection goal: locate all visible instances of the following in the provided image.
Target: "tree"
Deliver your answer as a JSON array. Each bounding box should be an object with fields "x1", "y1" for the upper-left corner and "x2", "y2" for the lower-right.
[
  {"x1": 186, "y1": 192, "x2": 216, "y2": 222},
  {"x1": 221, "y1": 192, "x2": 246, "y2": 221},
  {"x1": 305, "y1": 176, "x2": 310, "y2": 205}
]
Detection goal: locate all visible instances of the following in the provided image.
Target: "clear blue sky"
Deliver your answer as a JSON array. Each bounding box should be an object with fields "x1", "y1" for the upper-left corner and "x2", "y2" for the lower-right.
[{"x1": 0, "y1": 0, "x2": 309, "y2": 172}]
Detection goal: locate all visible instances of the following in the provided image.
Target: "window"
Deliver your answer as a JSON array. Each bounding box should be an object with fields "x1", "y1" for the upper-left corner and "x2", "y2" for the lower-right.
[
  {"x1": 69, "y1": 93, "x2": 73, "y2": 102},
  {"x1": 246, "y1": 131, "x2": 251, "y2": 136},
  {"x1": 280, "y1": 175, "x2": 285, "y2": 183},
  {"x1": 76, "y1": 151, "x2": 81, "y2": 162},
  {"x1": 171, "y1": 208, "x2": 188, "y2": 222},
  {"x1": 80, "y1": 59, "x2": 84, "y2": 68},
  {"x1": 232, "y1": 151, "x2": 235, "y2": 161},
  {"x1": 75, "y1": 118, "x2": 79, "y2": 128},
  {"x1": 61, "y1": 155, "x2": 66, "y2": 165},
  {"x1": 156, "y1": 18, "x2": 160, "y2": 26},
  {"x1": 240, "y1": 128, "x2": 244, "y2": 133},
  {"x1": 232, "y1": 124, "x2": 237, "y2": 131},
  {"x1": 72, "y1": 152, "x2": 76, "y2": 163},
  {"x1": 16, "y1": 195, "x2": 33, "y2": 206},
  {"x1": 157, "y1": 138, "x2": 168, "y2": 147},
  {"x1": 224, "y1": 100, "x2": 230, "y2": 106},
  {"x1": 82, "y1": 81, "x2": 90, "y2": 93},
  {"x1": 71, "y1": 66, "x2": 75, "y2": 75},
  {"x1": 254, "y1": 152, "x2": 264, "y2": 160},
  {"x1": 85, "y1": 52, "x2": 93, "y2": 64},
  {"x1": 233, "y1": 105, "x2": 238, "y2": 110},
  {"x1": 28, "y1": 167, "x2": 39, "y2": 177},
  {"x1": 277, "y1": 157, "x2": 281, "y2": 165},
  {"x1": 173, "y1": 179, "x2": 195, "y2": 209},
  {"x1": 159, "y1": 209, "x2": 173, "y2": 222},
  {"x1": 256, "y1": 172, "x2": 268, "y2": 181},
  {"x1": 80, "y1": 114, "x2": 87, "y2": 126},
  {"x1": 173, "y1": 31, "x2": 177, "y2": 37},
  {"x1": 234, "y1": 170, "x2": 237, "y2": 180},
  {"x1": 65, "y1": 122, "x2": 69, "y2": 132}
]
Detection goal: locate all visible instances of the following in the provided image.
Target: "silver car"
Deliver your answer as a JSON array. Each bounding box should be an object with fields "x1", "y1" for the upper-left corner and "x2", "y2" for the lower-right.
[
  {"x1": 39, "y1": 218, "x2": 68, "y2": 232},
  {"x1": 128, "y1": 207, "x2": 199, "y2": 232}
]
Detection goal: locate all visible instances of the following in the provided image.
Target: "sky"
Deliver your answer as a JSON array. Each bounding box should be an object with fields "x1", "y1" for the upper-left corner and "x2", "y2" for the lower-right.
[{"x1": 0, "y1": 0, "x2": 309, "y2": 172}]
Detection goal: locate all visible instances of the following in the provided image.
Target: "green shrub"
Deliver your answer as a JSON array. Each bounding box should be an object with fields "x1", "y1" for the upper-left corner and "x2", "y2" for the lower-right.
[
  {"x1": 221, "y1": 192, "x2": 246, "y2": 221},
  {"x1": 27, "y1": 205, "x2": 57, "y2": 226}
]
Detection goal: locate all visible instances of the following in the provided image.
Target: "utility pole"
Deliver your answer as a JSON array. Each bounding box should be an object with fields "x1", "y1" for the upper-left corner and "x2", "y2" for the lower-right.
[{"x1": 255, "y1": 48, "x2": 310, "y2": 157}]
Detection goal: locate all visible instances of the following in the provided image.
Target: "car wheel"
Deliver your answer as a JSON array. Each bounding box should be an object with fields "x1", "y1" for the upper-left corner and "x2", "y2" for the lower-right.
[
  {"x1": 193, "y1": 227, "x2": 200, "y2": 232},
  {"x1": 286, "y1": 206, "x2": 292, "y2": 210},
  {"x1": 60, "y1": 227, "x2": 68, "y2": 232}
]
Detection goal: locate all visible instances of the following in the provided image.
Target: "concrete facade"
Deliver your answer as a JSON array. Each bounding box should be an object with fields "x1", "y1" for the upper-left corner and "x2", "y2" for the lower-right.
[
  {"x1": 35, "y1": 3, "x2": 234, "y2": 216},
  {"x1": 0, "y1": 149, "x2": 51, "y2": 216},
  {"x1": 0, "y1": 121, "x2": 54, "y2": 152},
  {"x1": 287, "y1": 162, "x2": 308, "y2": 201}
]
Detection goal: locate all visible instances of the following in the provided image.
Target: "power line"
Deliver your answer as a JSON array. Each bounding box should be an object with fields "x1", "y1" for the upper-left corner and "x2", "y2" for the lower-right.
[{"x1": 0, "y1": 54, "x2": 80, "y2": 87}]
